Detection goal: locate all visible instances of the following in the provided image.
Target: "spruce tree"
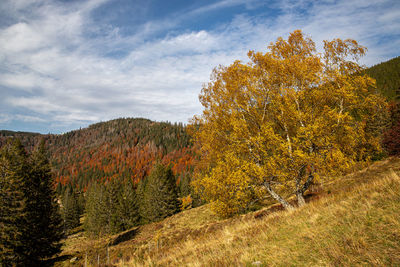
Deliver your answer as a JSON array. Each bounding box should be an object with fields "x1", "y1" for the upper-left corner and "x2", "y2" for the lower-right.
[
  {"x1": 107, "y1": 179, "x2": 122, "y2": 234},
  {"x1": 84, "y1": 182, "x2": 109, "y2": 236},
  {"x1": 85, "y1": 178, "x2": 140, "y2": 236},
  {"x1": 178, "y1": 173, "x2": 191, "y2": 198},
  {"x1": 140, "y1": 163, "x2": 180, "y2": 223},
  {"x1": 76, "y1": 190, "x2": 86, "y2": 215},
  {"x1": 383, "y1": 88, "x2": 400, "y2": 155},
  {"x1": 0, "y1": 139, "x2": 29, "y2": 266},
  {"x1": 23, "y1": 140, "x2": 63, "y2": 264},
  {"x1": 61, "y1": 186, "x2": 80, "y2": 234},
  {"x1": 1, "y1": 139, "x2": 63, "y2": 265},
  {"x1": 115, "y1": 178, "x2": 140, "y2": 231},
  {"x1": 136, "y1": 177, "x2": 147, "y2": 224}
]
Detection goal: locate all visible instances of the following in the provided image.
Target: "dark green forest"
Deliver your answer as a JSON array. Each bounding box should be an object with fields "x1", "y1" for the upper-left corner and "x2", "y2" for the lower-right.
[
  {"x1": 0, "y1": 140, "x2": 62, "y2": 265},
  {"x1": 1, "y1": 119, "x2": 198, "y2": 263},
  {"x1": 364, "y1": 56, "x2": 400, "y2": 100}
]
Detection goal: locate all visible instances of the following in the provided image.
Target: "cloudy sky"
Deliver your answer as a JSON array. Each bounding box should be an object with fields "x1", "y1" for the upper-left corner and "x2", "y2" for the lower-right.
[{"x1": 0, "y1": 0, "x2": 399, "y2": 134}]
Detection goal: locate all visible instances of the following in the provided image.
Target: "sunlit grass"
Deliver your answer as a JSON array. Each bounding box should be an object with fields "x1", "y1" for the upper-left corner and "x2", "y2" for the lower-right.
[{"x1": 55, "y1": 157, "x2": 400, "y2": 266}]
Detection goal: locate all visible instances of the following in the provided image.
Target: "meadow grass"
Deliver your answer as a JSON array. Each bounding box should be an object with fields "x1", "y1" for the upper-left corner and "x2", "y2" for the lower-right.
[{"x1": 56, "y1": 157, "x2": 400, "y2": 266}]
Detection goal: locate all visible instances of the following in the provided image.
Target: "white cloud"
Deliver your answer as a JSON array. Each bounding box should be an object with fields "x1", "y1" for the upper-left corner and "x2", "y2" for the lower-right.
[
  {"x1": 0, "y1": 0, "x2": 399, "y2": 133},
  {"x1": 14, "y1": 114, "x2": 46, "y2": 122},
  {"x1": 0, "y1": 114, "x2": 11, "y2": 124},
  {"x1": 7, "y1": 97, "x2": 62, "y2": 113},
  {"x1": 188, "y1": 0, "x2": 258, "y2": 16}
]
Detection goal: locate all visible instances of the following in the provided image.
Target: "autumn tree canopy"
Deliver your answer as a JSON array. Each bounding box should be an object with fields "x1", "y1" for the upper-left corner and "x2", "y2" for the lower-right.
[{"x1": 191, "y1": 30, "x2": 387, "y2": 217}]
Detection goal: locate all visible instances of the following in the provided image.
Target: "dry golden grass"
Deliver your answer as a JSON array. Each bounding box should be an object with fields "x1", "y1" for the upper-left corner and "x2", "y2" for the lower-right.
[{"x1": 55, "y1": 157, "x2": 400, "y2": 267}]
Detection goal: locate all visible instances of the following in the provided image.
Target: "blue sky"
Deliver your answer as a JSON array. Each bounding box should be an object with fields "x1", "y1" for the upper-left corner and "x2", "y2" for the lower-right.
[{"x1": 0, "y1": 0, "x2": 399, "y2": 134}]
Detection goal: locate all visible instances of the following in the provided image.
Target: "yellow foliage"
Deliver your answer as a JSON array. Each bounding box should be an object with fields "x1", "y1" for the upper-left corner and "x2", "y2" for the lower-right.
[
  {"x1": 179, "y1": 195, "x2": 193, "y2": 211},
  {"x1": 191, "y1": 30, "x2": 387, "y2": 216}
]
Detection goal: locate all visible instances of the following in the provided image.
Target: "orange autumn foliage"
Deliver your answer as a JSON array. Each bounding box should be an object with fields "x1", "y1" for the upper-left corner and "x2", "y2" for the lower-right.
[{"x1": 191, "y1": 30, "x2": 387, "y2": 217}]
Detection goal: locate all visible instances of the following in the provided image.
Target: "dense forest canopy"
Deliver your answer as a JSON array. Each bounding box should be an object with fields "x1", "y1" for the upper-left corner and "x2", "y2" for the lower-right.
[
  {"x1": 364, "y1": 56, "x2": 400, "y2": 100},
  {"x1": 1, "y1": 118, "x2": 195, "y2": 195}
]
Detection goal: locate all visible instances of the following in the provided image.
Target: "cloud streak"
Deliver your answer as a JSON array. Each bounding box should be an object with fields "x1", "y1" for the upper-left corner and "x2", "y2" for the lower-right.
[{"x1": 0, "y1": 0, "x2": 399, "y2": 133}]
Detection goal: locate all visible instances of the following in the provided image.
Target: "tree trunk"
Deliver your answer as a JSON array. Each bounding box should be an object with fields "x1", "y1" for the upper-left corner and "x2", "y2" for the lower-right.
[
  {"x1": 296, "y1": 165, "x2": 306, "y2": 207},
  {"x1": 296, "y1": 172, "x2": 314, "y2": 207},
  {"x1": 296, "y1": 191, "x2": 306, "y2": 206},
  {"x1": 264, "y1": 182, "x2": 294, "y2": 211}
]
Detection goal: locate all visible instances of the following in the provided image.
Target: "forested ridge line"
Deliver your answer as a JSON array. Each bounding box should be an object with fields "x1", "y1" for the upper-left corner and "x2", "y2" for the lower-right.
[{"x1": 1, "y1": 118, "x2": 195, "y2": 194}]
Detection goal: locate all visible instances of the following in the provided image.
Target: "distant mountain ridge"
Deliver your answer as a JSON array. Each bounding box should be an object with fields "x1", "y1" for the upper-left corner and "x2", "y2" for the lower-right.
[{"x1": 0, "y1": 118, "x2": 194, "y2": 195}]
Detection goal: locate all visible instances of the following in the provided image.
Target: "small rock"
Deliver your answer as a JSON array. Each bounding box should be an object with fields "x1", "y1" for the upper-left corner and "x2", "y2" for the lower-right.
[{"x1": 70, "y1": 256, "x2": 78, "y2": 263}]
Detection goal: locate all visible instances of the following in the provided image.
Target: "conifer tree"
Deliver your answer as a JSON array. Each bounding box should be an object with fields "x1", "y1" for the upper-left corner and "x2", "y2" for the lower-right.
[
  {"x1": 85, "y1": 178, "x2": 140, "y2": 236},
  {"x1": 61, "y1": 186, "x2": 80, "y2": 234},
  {"x1": 76, "y1": 190, "x2": 86, "y2": 215},
  {"x1": 140, "y1": 163, "x2": 180, "y2": 223},
  {"x1": 136, "y1": 177, "x2": 148, "y2": 224},
  {"x1": 178, "y1": 173, "x2": 191, "y2": 198},
  {"x1": 107, "y1": 179, "x2": 122, "y2": 234},
  {"x1": 23, "y1": 140, "x2": 63, "y2": 264},
  {"x1": 115, "y1": 178, "x2": 140, "y2": 231},
  {"x1": 84, "y1": 182, "x2": 109, "y2": 236},
  {"x1": 383, "y1": 87, "x2": 400, "y2": 155},
  {"x1": 0, "y1": 139, "x2": 29, "y2": 266}
]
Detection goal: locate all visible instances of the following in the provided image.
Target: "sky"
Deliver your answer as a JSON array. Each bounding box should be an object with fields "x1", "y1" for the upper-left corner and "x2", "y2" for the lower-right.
[{"x1": 0, "y1": 0, "x2": 399, "y2": 134}]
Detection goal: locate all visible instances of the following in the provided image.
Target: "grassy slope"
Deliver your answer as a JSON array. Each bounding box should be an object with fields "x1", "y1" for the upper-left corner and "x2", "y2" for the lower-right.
[{"x1": 57, "y1": 157, "x2": 400, "y2": 266}]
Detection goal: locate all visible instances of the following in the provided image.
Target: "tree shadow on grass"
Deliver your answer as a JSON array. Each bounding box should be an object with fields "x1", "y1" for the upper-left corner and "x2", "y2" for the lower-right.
[
  {"x1": 109, "y1": 227, "x2": 139, "y2": 246},
  {"x1": 43, "y1": 254, "x2": 73, "y2": 266}
]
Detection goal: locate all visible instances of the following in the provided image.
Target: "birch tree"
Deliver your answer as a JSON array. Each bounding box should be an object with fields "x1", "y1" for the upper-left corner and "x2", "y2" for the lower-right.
[{"x1": 191, "y1": 30, "x2": 386, "y2": 217}]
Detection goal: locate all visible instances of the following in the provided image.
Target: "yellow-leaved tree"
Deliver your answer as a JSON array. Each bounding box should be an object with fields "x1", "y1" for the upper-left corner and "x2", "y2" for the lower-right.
[{"x1": 190, "y1": 30, "x2": 387, "y2": 217}]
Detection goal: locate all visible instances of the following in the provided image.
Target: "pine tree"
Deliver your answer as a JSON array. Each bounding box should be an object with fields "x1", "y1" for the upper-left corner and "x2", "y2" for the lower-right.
[
  {"x1": 178, "y1": 173, "x2": 191, "y2": 198},
  {"x1": 383, "y1": 88, "x2": 400, "y2": 155},
  {"x1": 76, "y1": 189, "x2": 86, "y2": 215},
  {"x1": 84, "y1": 182, "x2": 109, "y2": 236},
  {"x1": 136, "y1": 177, "x2": 148, "y2": 224},
  {"x1": 0, "y1": 139, "x2": 29, "y2": 266},
  {"x1": 178, "y1": 173, "x2": 202, "y2": 208},
  {"x1": 84, "y1": 178, "x2": 140, "y2": 236},
  {"x1": 61, "y1": 186, "x2": 80, "y2": 234},
  {"x1": 107, "y1": 179, "x2": 122, "y2": 234},
  {"x1": 115, "y1": 178, "x2": 140, "y2": 231},
  {"x1": 23, "y1": 140, "x2": 63, "y2": 264},
  {"x1": 1, "y1": 139, "x2": 63, "y2": 265},
  {"x1": 140, "y1": 163, "x2": 180, "y2": 223}
]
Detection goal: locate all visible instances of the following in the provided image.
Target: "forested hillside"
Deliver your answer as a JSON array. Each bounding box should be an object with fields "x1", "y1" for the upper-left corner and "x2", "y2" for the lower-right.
[
  {"x1": 0, "y1": 118, "x2": 195, "y2": 196},
  {"x1": 0, "y1": 130, "x2": 42, "y2": 151},
  {"x1": 364, "y1": 56, "x2": 400, "y2": 100}
]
